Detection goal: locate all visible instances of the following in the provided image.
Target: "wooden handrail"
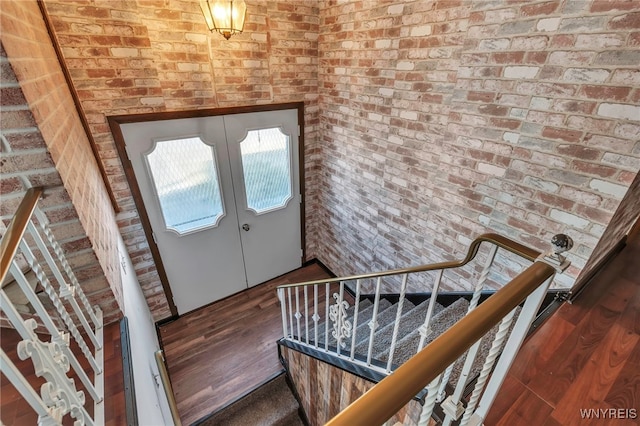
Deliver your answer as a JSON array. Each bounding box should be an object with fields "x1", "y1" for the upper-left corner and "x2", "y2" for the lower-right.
[
  {"x1": 0, "y1": 187, "x2": 43, "y2": 287},
  {"x1": 155, "y1": 350, "x2": 182, "y2": 426},
  {"x1": 326, "y1": 260, "x2": 556, "y2": 426},
  {"x1": 277, "y1": 233, "x2": 540, "y2": 290}
]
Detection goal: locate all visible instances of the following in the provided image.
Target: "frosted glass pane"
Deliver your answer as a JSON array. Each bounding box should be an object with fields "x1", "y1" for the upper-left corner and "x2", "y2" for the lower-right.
[
  {"x1": 240, "y1": 128, "x2": 292, "y2": 214},
  {"x1": 146, "y1": 137, "x2": 224, "y2": 234}
]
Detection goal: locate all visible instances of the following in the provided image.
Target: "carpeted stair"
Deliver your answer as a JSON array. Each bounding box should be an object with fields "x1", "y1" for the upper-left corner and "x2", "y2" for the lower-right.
[{"x1": 196, "y1": 374, "x2": 303, "y2": 426}]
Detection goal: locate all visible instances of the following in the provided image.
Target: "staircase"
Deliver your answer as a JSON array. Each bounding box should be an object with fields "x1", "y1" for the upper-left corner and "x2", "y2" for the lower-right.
[{"x1": 277, "y1": 233, "x2": 572, "y2": 425}]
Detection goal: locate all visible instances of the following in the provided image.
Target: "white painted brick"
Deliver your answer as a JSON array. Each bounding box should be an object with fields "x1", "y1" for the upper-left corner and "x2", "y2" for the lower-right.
[
  {"x1": 375, "y1": 39, "x2": 391, "y2": 49},
  {"x1": 388, "y1": 135, "x2": 403, "y2": 144},
  {"x1": 335, "y1": 67, "x2": 346, "y2": 74},
  {"x1": 597, "y1": 103, "x2": 640, "y2": 122},
  {"x1": 396, "y1": 61, "x2": 414, "y2": 71},
  {"x1": 478, "y1": 163, "x2": 506, "y2": 177},
  {"x1": 550, "y1": 209, "x2": 590, "y2": 229},
  {"x1": 185, "y1": 33, "x2": 207, "y2": 43},
  {"x1": 503, "y1": 132, "x2": 519, "y2": 144},
  {"x1": 563, "y1": 68, "x2": 610, "y2": 83},
  {"x1": 391, "y1": 176, "x2": 408, "y2": 187},
  {"x1": 479, "y1": 215, "x2": 491, "y2": 226},
  {"x1": 479, "y1": 38, "x2": 510, "y2": 51},
  {"x1": 400, "y1": 110, "x2": 418, "y2": 120},
  {"x1": 243, "y1": 60, "x2": 262, "y2": 68},
  {"x1": 411, "y1": 25, "x2": 432, "y2": 37},
  {"x1": 536, "y1": 18, "x2": 560, "y2": 32},
  {"x1": 140, "y1": 97, "x2": 164, "y2": 106},
  {"x1": 589, "y1": 179, "x2": 628, "y2": 198},
  {"x1": 110, "y1": 47, "x2": 139, "y2": 57},
  {"x1": 388, "y1": 4, "x2": 404, "y2": 14},
  {"x1": 368, "y1": 112, "x2": 383, "y2": 122},
  {"x1": 378, "y1": 87, "x2": 394, "y2": 97},
  {"x1": 504, "y1": 66, "x2": 539, "y2": 79},
  {"x1": 530, "y1": 97, "x2": 552, "y2": 110},
  {"x1": 177, "y1": 62, "x2": 199, "y2": 71},
  {"x1": 342, "y1": 41, "x2": 353, "y2": 49},
  {"x1": 250, "y1": 33, "x2": 267, "y2": 42}
]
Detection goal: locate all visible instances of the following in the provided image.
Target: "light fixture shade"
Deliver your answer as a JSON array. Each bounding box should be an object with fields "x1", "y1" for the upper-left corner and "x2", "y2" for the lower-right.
[{"x1": 200, "y1": 0, "x2": 247, "y2": 40}]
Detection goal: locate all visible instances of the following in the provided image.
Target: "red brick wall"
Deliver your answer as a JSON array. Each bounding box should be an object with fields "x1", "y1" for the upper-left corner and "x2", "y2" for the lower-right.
[
  {"x1": 316, "y1": 0, "x2": 639, "y2": 290},
  {"x1": 43, "y1": 0, "x2": 320, "y2": 320},
  {"x1": 0, "y1": 1, "x2": 123, "y2": 324}
]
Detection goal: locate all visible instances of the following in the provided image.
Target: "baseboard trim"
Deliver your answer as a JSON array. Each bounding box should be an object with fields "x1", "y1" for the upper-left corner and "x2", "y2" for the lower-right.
[{"x1": 120, "y1": 317, "x2": 139, "y2": 426}]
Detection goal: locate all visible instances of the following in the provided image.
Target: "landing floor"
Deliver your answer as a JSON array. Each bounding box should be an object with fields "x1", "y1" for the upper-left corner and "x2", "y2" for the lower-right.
[{"x1": 158, "y1": 262, "x2": 331, "y2": 425}]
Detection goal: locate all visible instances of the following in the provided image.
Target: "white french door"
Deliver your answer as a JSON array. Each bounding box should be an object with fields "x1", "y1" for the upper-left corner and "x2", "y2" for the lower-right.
[{"x1": 120, "y1": 109, "x2": 301, "y2": 314}]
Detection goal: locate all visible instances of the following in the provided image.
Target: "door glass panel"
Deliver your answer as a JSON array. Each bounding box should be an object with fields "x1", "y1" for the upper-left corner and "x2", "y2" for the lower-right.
[
  {"x1": 239, "y1": 127, "x2": 292, "y2": 214},
  {"x1": 145, "y1": 137, "x2": 224, "y2": 235}
]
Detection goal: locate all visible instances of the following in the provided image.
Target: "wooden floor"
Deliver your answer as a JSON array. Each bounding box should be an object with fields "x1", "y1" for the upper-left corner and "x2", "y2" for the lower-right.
[
  {"x1": 487, "y1": 231, "x2": 640, "y2": 425},
  {"x1": 158, "y1": 262, "x2": 332, "y2": 425},
  {"x1": 0, "y1": 322, "x2": 126, "y2": 426}
]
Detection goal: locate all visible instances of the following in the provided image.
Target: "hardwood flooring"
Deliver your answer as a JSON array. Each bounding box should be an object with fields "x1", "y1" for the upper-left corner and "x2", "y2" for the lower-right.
[
  {"x1": 486, "y1": 232, "x2": 640, "y2": 425},
  {"x1": 0, "y1": 322, "x2": 126, "y2": 426},
  {"x1": 158, "y1": 263, "x2": 332, "y2": 425}
]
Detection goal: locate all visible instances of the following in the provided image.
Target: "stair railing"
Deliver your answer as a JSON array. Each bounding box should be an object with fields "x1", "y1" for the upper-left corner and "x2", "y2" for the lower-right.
[
  {"x1": 0, "y1": 187, "x2": 104, "y2": 425},
  {"x1": 277, "y1": 233, "x2": 572, "y2": 426}
]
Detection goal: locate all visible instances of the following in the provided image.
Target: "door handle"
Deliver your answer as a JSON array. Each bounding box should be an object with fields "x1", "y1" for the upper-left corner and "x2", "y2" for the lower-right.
[{"x1": 242, "y1": 224, "x2": 250, "y2": 231}]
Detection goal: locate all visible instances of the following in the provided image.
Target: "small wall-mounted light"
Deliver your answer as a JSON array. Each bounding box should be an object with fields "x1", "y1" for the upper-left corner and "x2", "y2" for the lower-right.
[{"x1": 200, "y1": 0, "x2": 247, "y2": 40}]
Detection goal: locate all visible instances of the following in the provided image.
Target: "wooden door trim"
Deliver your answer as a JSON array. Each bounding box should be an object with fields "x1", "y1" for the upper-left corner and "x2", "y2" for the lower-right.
[{"x1": 107, "y1": 102, "x2": 306, "y2": 319}]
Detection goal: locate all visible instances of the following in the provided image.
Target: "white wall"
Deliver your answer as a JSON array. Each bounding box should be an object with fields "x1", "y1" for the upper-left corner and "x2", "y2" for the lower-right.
[{"x1": 118, "y1": 235, "x2": 174, "y2": 425}]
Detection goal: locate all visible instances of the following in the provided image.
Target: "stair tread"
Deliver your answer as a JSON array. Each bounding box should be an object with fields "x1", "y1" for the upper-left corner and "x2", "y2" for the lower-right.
[
  {"x1": 392, "y1": 298, "x2": 470, "y2": 366},
  {"x1": 353, "y1": 300, "x2": 416, "y2": 355},
  {"x1": 374, "y1": 299, "x2": 445, "y2": 363},
  {"x1": 198, "y1": 374, "x2": 300, "y2": 426}
]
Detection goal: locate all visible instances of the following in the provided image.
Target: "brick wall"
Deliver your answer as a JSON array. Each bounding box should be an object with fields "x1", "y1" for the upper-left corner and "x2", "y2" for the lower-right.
[
  {"x1": 316, "y1": 0, "x2": 639, "y2": 291},
  {"x1": 9, "y1": 0, "x2": 638, "y2": 317},
  {"x1": 43, "y1": 0, "x2": 319, "y2": 320},
  {"x1": 0, "y1": 1, "x2": 123, "y2": 325}
]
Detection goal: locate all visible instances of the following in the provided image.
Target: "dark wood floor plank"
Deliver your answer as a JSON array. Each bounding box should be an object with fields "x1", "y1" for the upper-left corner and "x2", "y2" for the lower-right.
[
  {"x1": 490, "y1": 232, "x2": 640, "y2": 425},
  {"x1": 494, "y1": 383, "x2": 554, "y2": 426},
  {"x1": 549, "y1": 322, "x2": 638, "y2": 425},
  {"x1": 159, "y1": 263, "x2": 331, "y2": 425},
  {"x1": 526, "y1": 303, "x2": 620, "y2": 406}
]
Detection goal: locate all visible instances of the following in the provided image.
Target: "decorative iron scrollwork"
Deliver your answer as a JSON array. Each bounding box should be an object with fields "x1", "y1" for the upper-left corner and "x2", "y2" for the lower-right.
[{"x1": 329, "y1": 293, "x2": 352, "y2": 348}]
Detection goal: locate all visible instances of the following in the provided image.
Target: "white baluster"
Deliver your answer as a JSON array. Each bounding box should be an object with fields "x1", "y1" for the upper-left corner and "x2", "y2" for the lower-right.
[
  {"x1": 467, "y1": 276, "x2": 554, "y2": 425},
  {"x1": 418, "y1": 374, "x2": 443, "y2": 426},
  {"x1": 1, "y1": 349, "x2": 60, "y2": 425},
  {"x1": 366, "y1": 277, "x2": 383, "y2": 365},
  {"x1": 418, "y1": 269, "x2": 444, "y2": 351},
  {"x1": 17, "y1": 241, "x2": 100, "y2": 375},
  {"x1": 287, "y1": 288, "x2": 294, "y2": 341},
  {"x1": 386, "y1": 273, "x2": 409, "y2": 372},
  {"x1": 295, "y1": 287, "x2": 302, "y2": 341},
  {"x1": 459, "y1": 308, "x2": 517, "y2": 426},
  {"x1": 324, "y1": 283, "x2": 330, "y2": 351},
  {"x1": 8, "y1": 263, "x2": 100, "y2": 403},
  {"x1": 349, "y1": 279, "x2": 362, "y2": 360},
  {"x1": 1, "y1": 291, "x2": 93, "y2": 425},
  {"x1": 468, "y1": 244, "x2": 498, "y2": 313},
  {"x1": 313, "y1": 284, "x2": 319, "y2": 348},
  {"x1": 278, "y1": 288, "x2": 288, "y2": 339},
  {"x1": 34, "y1": 209, "x2": 100, "y2": 328},
  {"x1": 304, "y1": 286, "x2": 309, "y2": 344}
]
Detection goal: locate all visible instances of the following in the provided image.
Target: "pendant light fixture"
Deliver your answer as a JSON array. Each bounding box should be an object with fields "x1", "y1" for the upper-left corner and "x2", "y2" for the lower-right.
[{"x1": 200, "y1": 0, "x2": 247, "y2": 40}]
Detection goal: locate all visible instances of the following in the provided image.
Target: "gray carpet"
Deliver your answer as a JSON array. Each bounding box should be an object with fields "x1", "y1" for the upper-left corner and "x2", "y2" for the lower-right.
[{"x1": 197, "y1": 374, "x2": 303, "y2": 426}]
